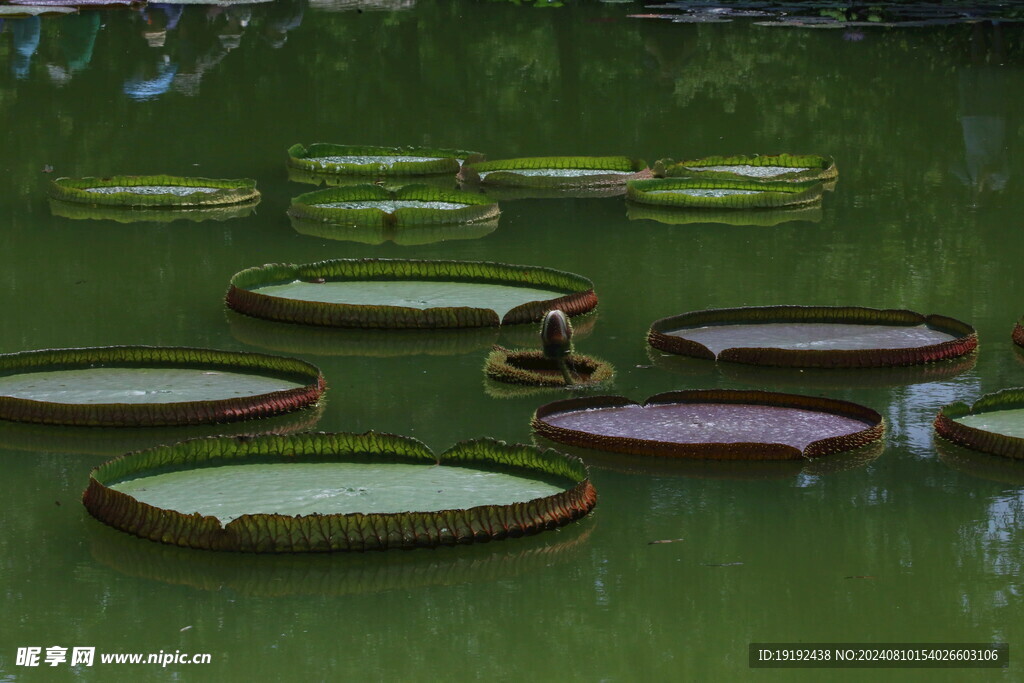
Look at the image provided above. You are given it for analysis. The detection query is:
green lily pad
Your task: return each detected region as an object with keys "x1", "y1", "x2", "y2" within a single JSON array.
[
  {"x1": 226, "y1": 259, "x2": 597, "y2": 329},
  {"x1": 648, "y1": 306, "x2": 977, "y2": 368},
  {"x1": 627, "y1": 177, "x2": 823, "y2": 209},
  {"x1": 49, "y1": 175, "x2": 259, "y2": 208},
  {"x1": 288, "y1": 185, "x2": 500, "y2": 228},
  {"x1": 459, "y1": 156, "x2": 651, "y2": 190},
  {"x1": 0, "y1": 346, "x2": 324, "y2": 427},
  {"x1": 83, "y1": 433, "x2": 597, "y2": 552},
  {"x1": 287, "y1": 143, "x2": 483, "y2": 177},
  {"x1": 654, "y1": 154, "x2": 837, "y2": 183}
]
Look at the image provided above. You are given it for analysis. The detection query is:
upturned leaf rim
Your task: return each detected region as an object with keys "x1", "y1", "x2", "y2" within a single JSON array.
[
  {"x1": 648, "y1": 305, "x2": 977, "y2": 368},
  {"x1": 287, "y1": 143, "x2": 484, "y2": 176},
  {"x1": 935, "y1": 389, "x2": 1024, "y2": 460},
  {"x1": 653, "y1": 153, "x2": 838, "y2": 182},
  {"x1": 82, "y1": 432, "x2": 597, "y2": 552},
  {"x1": 459, "y1": 156, "x2": 651, "y2": 188},
  {"x1": 0, "y1": 345, "x2": 325, "y2": 427},
  {"x1": 225, "y1": 258, "x2": 598, "y2": 329},
  {"x1": 626, "y1": 177, "x2": 823, "y2": 209},
  {"x1": 287, "y1": 184, "x2": 500, "y2": 227},
  {"x1": 531, "y1": 389, "x2": 885, "y2": 460},
  {"x1": 48, "y1": 175, "x2": 260, "y2": 207}
]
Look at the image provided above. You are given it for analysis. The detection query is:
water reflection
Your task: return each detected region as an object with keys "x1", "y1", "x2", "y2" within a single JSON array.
[
  {"x1": 953, "y1": 21, "x2": 1013, "y2": 207},
  {"x1": 88, "y1": 514, "x2": 593, "y2": 597},
  {"x1": 0, "y1": 404, "x2": 323, "y2": 457},
  {"x1": 2, "y1": 1, "x2": 307, "y2": 99},
  {"x1": 535, "y1": 436, "x2": 885, "y2": 479}
]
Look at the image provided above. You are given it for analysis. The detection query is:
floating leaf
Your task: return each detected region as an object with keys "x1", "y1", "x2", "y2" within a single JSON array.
[
  {"x1": 287, "y1": 143, "x2": 482, "y2": 177},
  {"x1": 83, "y1": 434, "x2": 597, "y2": 552},
  {"x1": 627, "y1": 177, "x2": 823, "y2": 209},
  {"x1": 935, "y1": 389, "x2": 1024, "y2": 460},
  {"x1": 0, "y1": 346, "x2": 324, "y2": 427},
  {"x1": 532, "y1": 389, "x2": 884, "y2": 460},
  {"x1": 459, "y1": 156, "x2": 650, "y2": 191},
  {"x1": 648, "y1": 306, "x2": 977, "y2": 369},
  {"x1": 49, "y1": 175, "x2": 259, "y2": 208},
  {"x1": 288, "y1": 184, "x2": 499, "y2": 228},
  {"x1": 654, "y1": 153, "x2": 837, "y2": 183},
  {"x1": 226, "y1": 258, "x2": 597, "y2": 329}
]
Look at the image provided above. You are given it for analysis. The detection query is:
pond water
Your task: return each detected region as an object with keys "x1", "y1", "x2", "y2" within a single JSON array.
[{"x1": 2, "y1": 1, "x2": 1023, "y2": 680}]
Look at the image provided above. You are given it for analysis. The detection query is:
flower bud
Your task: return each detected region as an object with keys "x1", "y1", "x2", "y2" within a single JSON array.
[{"x1": 541, "y1": 310, "x2": 573, "y2": 359}]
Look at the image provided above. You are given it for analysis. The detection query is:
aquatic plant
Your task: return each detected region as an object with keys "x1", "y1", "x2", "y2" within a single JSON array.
[
  {"x1": 626, "y1": 177, "x2": 823, "y2": 209},
  {"x1": 648, "y1": 305, "x2": 977, "y2": 368},
  {"x1": 226, "y1": 258, "x2": 597, "y2": 329},
  {"x1": 287, "y1": 185, "x2": 500, "y2": 227},
  {"x1": 654, "y1": 154, "x2": 837, "y2": 183},
  {"x1": 82, "y1": 433, "x2": 597, "y2": 552},
  {"x1": 532, "y1": 389, "x2": 885, "y2": 459},
  {"x1": 459, "y1": 156, "x2": 650, "y2": 188},
  {"x1": 49, "y1": 175, "x2": 259, "y2": 207},
  {"x1": 287, "y1": 143, "x2": 483, "y2": 177},
  {"x1": 935, "y1": 389, "x2": 1024, "y2": 460},
  {"x1": 0, "y1": 346, "x2": 324, "y2": 427},
  {"x1": 485, "y1": 346, "x2": 614, "y2": 388}
]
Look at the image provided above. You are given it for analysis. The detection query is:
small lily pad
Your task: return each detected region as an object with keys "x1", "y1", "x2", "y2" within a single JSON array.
[
  {"x1": 288, "y1": 143, "x2": 483, "y2": 177},
  {"x1": 459, "y1": 156, "x2": 651, "y2": 190},
  {"x1": 655, "y1": 154, "x2": 837, "y2": 183},
  {"x1": 49, "y1": 175, "x2": 259, "y2": 208}
]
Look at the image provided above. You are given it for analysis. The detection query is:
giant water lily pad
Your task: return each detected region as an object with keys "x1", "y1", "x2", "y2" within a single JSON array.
[
  {"x1": 0, "y1": 346, "x2": 324, "y2": 427},
  {"x1": 532, "y1": 390, "x2": 884, "y2": 460},
  {"x1": 288, "y1": 185, "x2": 500, "y2": 228},
  {"x1": 226, "y1": 259, "x2": 597, "y2": 329},
  {"x1": 654, "y1": 154, "x2": 837, "y2": 183},
  {"x1": 626, "y1": 177, "x2": 823, "y2": 209},
  {"x1": 287, "y1": 143, "x2": 482, "y2": 177},
  {"x1": 935, "y1": 389, "x2": 1024, "y2": 459},
  {"x1": 83, "y1": 433, "x2": 597, "y2": 552},
  {"x1": 648, "y1": 306, "x2": 977, "y2": 368},
  {"x1": 459, "y1": 156, "x2": 651, "y2": 190},
  {"x1": 49, "y1": 175, "x2": 259, "y2": 208}
]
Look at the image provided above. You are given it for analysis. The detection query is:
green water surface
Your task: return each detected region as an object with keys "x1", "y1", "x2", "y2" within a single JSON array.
[{"x1": 2, "y1": 2, "x2": 1023, "y2": 681}]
